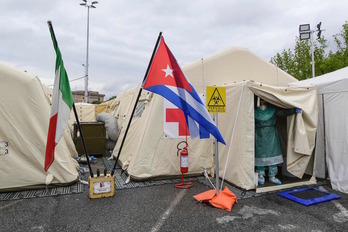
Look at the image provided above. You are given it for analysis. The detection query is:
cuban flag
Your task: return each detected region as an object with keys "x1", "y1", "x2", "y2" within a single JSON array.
[{"x1": 143, "y1": 36, "x2": 225, "y2": 145}]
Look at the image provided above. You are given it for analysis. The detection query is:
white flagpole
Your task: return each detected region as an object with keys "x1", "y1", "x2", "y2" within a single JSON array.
[{"x1": 202, "y1": 57, "x2": 219, "y2": 195}]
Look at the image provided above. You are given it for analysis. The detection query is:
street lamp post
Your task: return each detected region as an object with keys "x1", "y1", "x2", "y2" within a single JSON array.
[
  {"x1": 299, "y1": 22, "x2": 324, "y2": 78},
  {"x1": 80, "y1": 0, "x2": 98, "y2": 103}
]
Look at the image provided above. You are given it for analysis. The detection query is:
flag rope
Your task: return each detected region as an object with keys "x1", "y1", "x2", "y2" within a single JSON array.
[{"x1": 220, "y1": 82, "x2": 246, "y2": 190}]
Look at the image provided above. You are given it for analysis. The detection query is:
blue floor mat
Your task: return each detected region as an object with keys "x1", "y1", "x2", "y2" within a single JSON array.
[{"x1": 278, "y1": 187, "x2": 340, "y2": 206}]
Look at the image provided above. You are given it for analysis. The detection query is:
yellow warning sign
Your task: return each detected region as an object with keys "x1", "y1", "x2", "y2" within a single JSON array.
[{"x1": 206, "y1": 86, "x2": 226, "y2": 113}]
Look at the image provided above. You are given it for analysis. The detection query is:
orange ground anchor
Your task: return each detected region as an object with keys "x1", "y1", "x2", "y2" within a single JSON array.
[{"x1": 193, "y1": 186, "x2": 238, "y2": 211}]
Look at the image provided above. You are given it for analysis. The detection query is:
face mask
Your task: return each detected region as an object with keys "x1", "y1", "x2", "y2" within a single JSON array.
[{"x1": 260, "y1": 105, "x2": 267, "y2": 111}]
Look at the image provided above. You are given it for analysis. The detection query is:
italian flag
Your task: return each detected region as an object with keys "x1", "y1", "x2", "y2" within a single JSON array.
[{"x1": 45, "y1": 22, "x2": 74, "y2": 172}]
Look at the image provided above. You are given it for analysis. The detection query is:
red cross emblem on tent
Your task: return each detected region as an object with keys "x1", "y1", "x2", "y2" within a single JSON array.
[
  {"x1": 164, "y1": 99, "x2": 189, "y2": 138},
  {"x1": 166, "y1": 108, "x2": 190, "y2": 137}
]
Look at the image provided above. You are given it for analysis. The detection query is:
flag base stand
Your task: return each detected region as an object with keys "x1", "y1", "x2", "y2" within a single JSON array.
[
  {"x1": 175, "y1": 173, "x2": 193, "y2": 189},
  {"x1": 88, "y1": 174, "x2": 115, "y2": 199}
]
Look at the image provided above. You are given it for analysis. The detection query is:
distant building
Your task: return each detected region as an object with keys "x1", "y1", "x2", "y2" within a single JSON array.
[{"x1": 72, "y1": 90, "x2": 105, "y2": 103}]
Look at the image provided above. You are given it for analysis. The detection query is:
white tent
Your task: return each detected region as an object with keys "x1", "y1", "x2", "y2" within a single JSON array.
[
  {"x1": 0, "y1": 62, "x2": 79, "y2": 192},
  {"x1": 289, "y1": 67, "x2": 348, "y2": 193},
  {"x1": 112, "y1": 46, "x2": 318, "y2": 191},
  {"x1": 183, "y1": 46, "x2": 297, "y2": 93},
  {"x1": 70, "y1": 102, "x2": 96, "y2": 123},
  {"x1": 113, "y1": 86, "x2": 215, "y2": 179}
]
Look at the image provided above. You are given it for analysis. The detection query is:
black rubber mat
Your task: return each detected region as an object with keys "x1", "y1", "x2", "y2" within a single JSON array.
[
  {"x1": 290, "y1": 188, "x2": 329, "y2": 199},
  {"x1": 0, "y1": 182, "x2": 84, "y2": 201},
  {"x1": 101, "y1": 157, "x2": 205, "y2": 190},
  {"x1": 102, "y1": 157, "x2": 261, "y2": 199},
  {"x1": 1, "y1": 156, "x2": 330, "y2": 202}
]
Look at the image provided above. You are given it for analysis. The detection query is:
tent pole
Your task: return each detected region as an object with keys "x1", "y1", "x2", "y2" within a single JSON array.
[
  {"x1": 201, "y1": 58, "x2": 209, "y2": 177},
  {"x1": 111, "y1": 32, "x2": 162, "y2": 176},
  {"x1": 322, "y1": 94, "x2": 328, "y2": 177},
  {"x1": 72, "y1": 103, "x2": 93, "y2": 178}
]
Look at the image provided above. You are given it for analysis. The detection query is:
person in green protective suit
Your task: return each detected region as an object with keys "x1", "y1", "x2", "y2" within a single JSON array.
[{"x1": 255, "y1": 98, "x2": 301, "y2": 185}]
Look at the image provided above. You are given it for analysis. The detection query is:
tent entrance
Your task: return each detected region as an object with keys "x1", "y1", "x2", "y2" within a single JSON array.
[{"x1": 255, "y1": 102, "x2": 315, "y2": 192}]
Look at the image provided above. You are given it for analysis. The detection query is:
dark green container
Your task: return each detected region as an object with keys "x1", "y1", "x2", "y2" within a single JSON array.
[{"x1": 73, "y1": 122, "x2": 106, "y2": 156}]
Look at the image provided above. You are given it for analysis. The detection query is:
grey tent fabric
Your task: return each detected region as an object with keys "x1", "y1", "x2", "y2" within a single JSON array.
[{"x1": 289, "y1": 67, "x2": 348, "y2": 193}]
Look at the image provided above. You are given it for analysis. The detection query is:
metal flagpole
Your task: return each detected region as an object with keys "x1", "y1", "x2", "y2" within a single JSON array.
[
  {"x1": 72, "y1": 104, "x2": 94, "y2": 178},
  {"x1": 111, "y1": 31, "x2": 162, "y2": 176},
  {"x1": 84, "y1": 6, "x2": 90, "y2": 103},
  {"x1": 201, "y1": 58, "x2": 208, "y2": 176},
  {"x1": 215, "y1": 113, "x2": 219, "y2": 195},
  {"x1": 311, "y1": 33, "x2": 315, "y2": 78}
]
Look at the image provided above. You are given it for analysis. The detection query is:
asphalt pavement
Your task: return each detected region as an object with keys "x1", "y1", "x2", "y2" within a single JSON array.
[{"x1": 0, "y1": 177, "x2": 347, "y2": 232}]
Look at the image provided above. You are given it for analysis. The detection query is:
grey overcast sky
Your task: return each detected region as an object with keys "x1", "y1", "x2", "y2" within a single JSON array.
[{"x1": 1, "y1": 0, "x2": 348, "y2": 99}]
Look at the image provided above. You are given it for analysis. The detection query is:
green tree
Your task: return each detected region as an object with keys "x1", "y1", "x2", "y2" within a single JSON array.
[
  {"x1": 271, "y1": 37, "x2": 327, "y2": 80},
  {"x1": 270, "y1": 48, "x2": 294, "y2": 75},
  {"x1": 314, "y1": 37, "x2": 328, "y2": 76},
  {"x1": 331, "y1": 21, "x2": 348, "y2": 70}
]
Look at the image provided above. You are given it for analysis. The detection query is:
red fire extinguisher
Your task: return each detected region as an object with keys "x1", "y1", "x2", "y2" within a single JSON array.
[
  {"x1": 175, "y1": 141, "x2": 193, "y2": 189},
  {"x1": 177, "y1": 141, "x2": 189, "y2": 173}
]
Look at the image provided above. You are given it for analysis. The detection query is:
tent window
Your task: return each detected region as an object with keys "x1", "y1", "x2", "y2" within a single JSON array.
[{"x1": 134, "y1": 100, "x2": 146, "y2": 117}]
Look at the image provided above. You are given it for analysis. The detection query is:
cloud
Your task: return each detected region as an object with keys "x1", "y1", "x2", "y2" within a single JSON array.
[{"x1": 1, "y1": 0, "x2": 348, "y2": 99}]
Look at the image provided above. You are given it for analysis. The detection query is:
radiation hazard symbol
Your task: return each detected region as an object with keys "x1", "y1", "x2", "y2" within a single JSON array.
[{"x1": 206, "y1": 86, "x2": 226, "y2": 113}]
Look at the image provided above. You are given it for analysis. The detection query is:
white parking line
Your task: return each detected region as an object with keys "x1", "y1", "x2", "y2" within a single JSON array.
[{"x1": 151, "y1": 189, "x2": 187, "y2": 232}]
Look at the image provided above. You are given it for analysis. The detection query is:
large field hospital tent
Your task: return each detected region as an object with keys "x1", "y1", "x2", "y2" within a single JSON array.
[
  {"x1": 111, "y1": 46, "x2": 318, "y2": 192},
  {"x1": 0, "y1": 62, "x2": 78, "y2": 192},
  {"x1": 289, "y1": 67, "x2": 348, "y2": 193},
  {"x1": 183, "y1": 46, "x2": 297, "y2": 93},
  {"x1": 112, "y1": 86, "x2": 215, "y2": 179}
]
